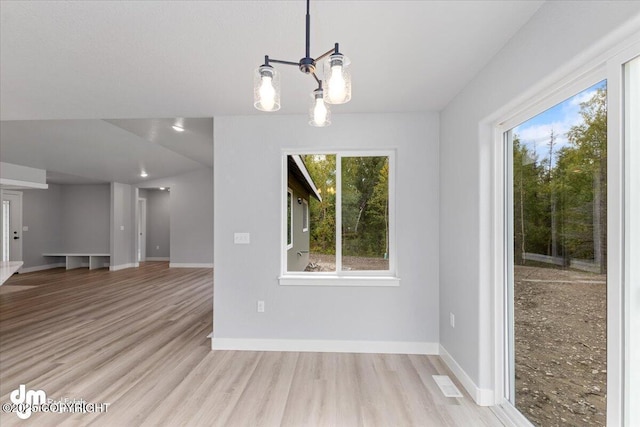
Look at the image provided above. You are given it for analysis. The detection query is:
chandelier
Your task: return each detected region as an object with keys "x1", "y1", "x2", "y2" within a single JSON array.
[{"x1": 253, "y1": 0, "x2": 352, "y2": 127}]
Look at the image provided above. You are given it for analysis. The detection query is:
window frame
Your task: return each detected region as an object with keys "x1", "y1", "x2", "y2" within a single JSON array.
[
  {"x1": 302, "y1": 198, "x2": 309, "y2": 232},
  {"x1": 280, "y1": 150, "x2": 399, "y2": 286},
  {"x1": 623, "y1": 54, "x2": 640, "y2": 427},
  {"x1": 286, "y1": 188, "x2": 293, "y2": 250}
]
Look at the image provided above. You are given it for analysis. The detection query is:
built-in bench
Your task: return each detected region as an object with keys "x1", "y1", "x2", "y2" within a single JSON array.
[{"x1": 42, "y1": 253, "x2": 110, "y2": 270}]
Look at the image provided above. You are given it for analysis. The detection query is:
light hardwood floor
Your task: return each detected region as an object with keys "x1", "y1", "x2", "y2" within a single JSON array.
[{"x1": 0, "y1": 263, "x2": 504, "y2": 426}]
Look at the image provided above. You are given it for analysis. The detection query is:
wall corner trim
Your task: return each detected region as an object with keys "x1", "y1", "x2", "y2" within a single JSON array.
[
  {"x1": 19, "y1": 263, "x2": 66, "y2": 273},
  {"x1": 439, "y1": 344, "x2": 495, "y2": 406},
  {"x1": 109, "y1": 263, "x2": 137, "y2": 272},
  {"x1": 169, "y1": 263, "x2": 214, "y2": 268},
  {"x1": 211, "y1": 338, "x2": 439, "y2": 355}
]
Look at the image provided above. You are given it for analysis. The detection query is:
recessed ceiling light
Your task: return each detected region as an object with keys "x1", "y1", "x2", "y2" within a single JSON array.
[
  {"x1": 172, "y1": 125, "x2": 185, "y2": 132},
  {"x1": 140, "y1": 171, "x2": 148, "y2": 178},
  {"x1": 159, "y1": 187, "x2": 166, "y2": 190}
]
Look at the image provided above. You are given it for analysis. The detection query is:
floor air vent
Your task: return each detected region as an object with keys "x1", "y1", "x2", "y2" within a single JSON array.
[{"x1": 432, "y1": 375, "x2": 463, "y2": 398}]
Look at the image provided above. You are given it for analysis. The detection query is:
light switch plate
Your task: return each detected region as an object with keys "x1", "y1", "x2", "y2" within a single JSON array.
[
  {"x1": 22, "y1": 226, "x2": 29, "y2": 231},
  {"x1": 120, "y1": 225, "x2": 125, "y2": 231},
  {"x1": 234, "y1": 233, "x2": 250, "y2": 244}
]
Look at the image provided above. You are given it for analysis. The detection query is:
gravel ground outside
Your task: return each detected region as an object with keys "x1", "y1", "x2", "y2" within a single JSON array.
[
  {"x1": 514, "y1": 265, "x2": 607, "y2": 427},
  {"x1": 305, "y1": 253, "x2": 389, "y2": 271}
]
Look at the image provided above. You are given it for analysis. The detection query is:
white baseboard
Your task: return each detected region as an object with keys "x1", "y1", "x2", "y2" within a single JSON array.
[
  {"x1": 109, "y1": 263, "x2": 137, "y2": 272},
  {"x1": 145, "y1": 257, "x2": 170, "y2": 261},
  {"x1": 169, "y1": 263, "x2": 214, "y2": 268},
  {"x1": 19, "y1": 263, "x2": 65, "y2": 273},
  {"x1": 211, "y1": 338, "x2": 439, "y2": 355},
  {"x1": 491, "y1": 403, "x2": 536, "y2": 427},
  {"x1": 439, "y1": 344, "x2": 495, "y2": 406}
]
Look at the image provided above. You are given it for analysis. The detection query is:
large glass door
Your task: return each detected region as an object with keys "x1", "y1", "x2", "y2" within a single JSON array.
[{"x1": 506, "y1": 81, "x2": 608, "y2": 427}]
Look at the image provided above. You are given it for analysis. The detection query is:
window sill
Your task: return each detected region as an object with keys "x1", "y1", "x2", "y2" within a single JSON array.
[{"x1": 278, "y1": 275, "x2": 400, "y2": 287}]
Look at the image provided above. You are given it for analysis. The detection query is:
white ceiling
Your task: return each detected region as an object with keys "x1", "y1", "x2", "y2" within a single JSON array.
[
  {"x1": 0, "y1": 1, "x2": 544, "y2": 183},
  {"x1": 0, "y1": 118, "x2": 213, "y2": 184}
]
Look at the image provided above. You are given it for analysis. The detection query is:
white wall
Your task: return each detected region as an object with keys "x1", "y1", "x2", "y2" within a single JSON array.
[
  {"x1": 21, "y1": 184, "x2": 63, "y2": 268},
  {"x1": 61, "y1": 184, "x2": 110, "y2": 253},
  {"x1": 213, "y1": 113, "x2": 439, "y2": 350},
  {"x1": 110, "y1": 182, "x2": 136, "y2": 269},
  {"x1": 141, "y1": 167, "x2": 213, "y2": 266},
  {"x1": 439, "y1": 0, "x2": 640, "y2": 400},
  {"x1": 21, "y1": 184, "x2": 110, "y2": 269}
]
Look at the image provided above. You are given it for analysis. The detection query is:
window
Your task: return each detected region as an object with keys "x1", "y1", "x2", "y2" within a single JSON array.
[
  {"x1": 282, "y1": 151, "x2": 397, "y2": 285},
  {"x1": 341, "y1": 155, "x2": 390, "y2": 271},
  {"x1": 302, "y1": 199, "x2": 309, "y2": 232},
  {"x1": 287, "y1": 188, "x2": 293, "y2": 250}
]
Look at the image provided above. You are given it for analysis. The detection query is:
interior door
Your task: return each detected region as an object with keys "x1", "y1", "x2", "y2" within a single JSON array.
[{"x1": 2, "y1": 191, "x2": 23, "y2": 263}]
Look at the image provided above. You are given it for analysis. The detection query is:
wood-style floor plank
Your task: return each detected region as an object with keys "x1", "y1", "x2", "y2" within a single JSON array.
[{"x1": 0, "y1": 263, "x2": 504, "y2": 426}]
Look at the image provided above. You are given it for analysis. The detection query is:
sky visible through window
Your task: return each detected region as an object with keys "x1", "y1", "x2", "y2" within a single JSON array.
[{"x1": 514, "y1": 80, "x2": 606, "y2": 165}]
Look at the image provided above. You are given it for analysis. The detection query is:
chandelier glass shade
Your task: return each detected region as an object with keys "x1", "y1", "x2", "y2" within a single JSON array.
[
  {"x1": 253, "y1": 0, "x2": 351, "y2": 126},
  {"x1": 254, "y1": 65, "x2": 280, "y2": 112},
  {"x1": 324, "y1": 53, "x2": 351, "y2": 105},
  {"x1": 309, "y1": 88, "x2": 331, "y2": 127}
]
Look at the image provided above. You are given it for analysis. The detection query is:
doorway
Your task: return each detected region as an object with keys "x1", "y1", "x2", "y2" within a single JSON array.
[
  {"x1": 1, "y1": 190, "x2": 23, "y2": 263},
  {"x1": 137, "y1": 188, "x2": 170, "y2": 263},
  {"x1": 138, "y1": 197, "x2": 147, "y2": 262}
]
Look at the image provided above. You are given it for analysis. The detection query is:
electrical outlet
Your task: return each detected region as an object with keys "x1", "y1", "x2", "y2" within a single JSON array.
[
  {"x1": 257, "y1": 300, "x2": 265, "y2": 313},
  {"x1": 156, "y1": 246, "x2": 160, "y2": 250},
  {"x1": 234, "y1": 233, "x2": 250, "y2": 244},
  {"x1": 450, "y1": 312, "x2": 455, "y2": 328}
]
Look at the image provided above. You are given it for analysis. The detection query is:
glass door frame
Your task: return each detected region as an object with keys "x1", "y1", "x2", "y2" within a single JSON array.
[
  {"x1": 621, "y1": 50, "x2": 640, "y2": 427},
  {"x1": 491, "y1": 38, "x2": 640, "y2": 425}
]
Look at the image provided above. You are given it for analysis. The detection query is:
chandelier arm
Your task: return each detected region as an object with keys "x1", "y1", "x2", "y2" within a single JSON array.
[
  {"x1": 267, "y1": 58, "x2": 301, "y2": 67},
  {"x1": 311, "y1": 71, "x2": 322, "y2": 88},
  {"x1": 314, "y1": 47, "x2": 336, "y2": 63}
]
